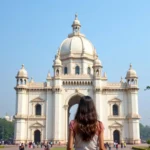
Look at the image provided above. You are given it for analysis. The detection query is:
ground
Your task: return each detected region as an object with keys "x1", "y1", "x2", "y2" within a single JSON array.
[{"x1": 1, "y1": 144, "x2": 148, "y2": 150}]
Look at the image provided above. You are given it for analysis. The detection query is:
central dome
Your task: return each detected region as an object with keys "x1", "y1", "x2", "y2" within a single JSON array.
[
  {"x1": 59, "y1": 15, "x2": 96, "y2": 58},
  {"x1": 60, "y1": 35, "x2": 95, "y2": 56}
]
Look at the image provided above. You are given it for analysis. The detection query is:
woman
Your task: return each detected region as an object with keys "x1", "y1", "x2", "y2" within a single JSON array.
[{"x1": 67, "y1": 96, "x2": 105, "y2": 150}]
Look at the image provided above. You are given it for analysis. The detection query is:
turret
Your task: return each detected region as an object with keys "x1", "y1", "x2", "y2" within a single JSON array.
[
  {"x1": 46, "y1": 71, "x2": 52, "y2": 87},
  {"x1": 125, "y1": 64, "x2": 138, "y2": 88},
  {"x1": 93, "y1": 57, "x2": 102, "y2": 78},
  {"x1": 53, "y1": 49, "x2": 62, "y2": 78},
  {"x1": 16, "y1": 64, "x2": 28, "y2": 86},
  {"x1": 125, "y1": 64, "x2": 140, "y2": 144}
]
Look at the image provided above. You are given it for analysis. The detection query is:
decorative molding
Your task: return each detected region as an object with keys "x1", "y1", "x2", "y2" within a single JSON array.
[
  {"x1": 108, "y1": 115, "x2": 126, "y2": 120},
  {"x1": 30, "y1": 122, "x2": 45, "y2": 128},
  {"x1": 14, "y1": 115, "x2": 46, "y2": 120},
  {"x1": 109, "y1": 121, "x2": 123, "y2": 128},
  {"x1": 30, "y1": 97, "x2": 45, "y2": 103},
  {"x1": 108, "y1": 98, "x2": 122, "y2": 104},
  {"x1": 62, "y1": 80, "x2": 93, "y2": 86}
]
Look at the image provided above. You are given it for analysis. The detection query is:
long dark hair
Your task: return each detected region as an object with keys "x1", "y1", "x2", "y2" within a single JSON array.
[{"x1": 74, "y1": 96, "x2": 98, "y2": 141}]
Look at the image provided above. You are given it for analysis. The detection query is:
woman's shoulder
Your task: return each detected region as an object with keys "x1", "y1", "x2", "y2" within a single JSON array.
[
  {"x1": 97, "y1": 120, "x2": 104, "y2": 132},
  {"x1": 69, "y1": 120, "x2": 77, "y2": 130}
]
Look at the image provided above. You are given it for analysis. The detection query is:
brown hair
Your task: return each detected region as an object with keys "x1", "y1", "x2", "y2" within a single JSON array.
[{"x1": 74, "y1": 96, "x2": 98, "y2": 141}]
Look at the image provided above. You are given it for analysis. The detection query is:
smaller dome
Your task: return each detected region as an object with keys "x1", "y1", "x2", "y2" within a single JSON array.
[
  {"x1": 94, "y1": 58, "x2": 102, "y2": 66},
  {"x1": 72, "y1": 14, "x2": 81, "y2": 28},
  {"x1": 47, "y1": 71, "x2": 51, "y2": 80},
  {"x1": 126, "y1": 64, "x2": 137, "y2": 78},
  {"x1": 4, "y1": 113, "x2": 9, "y2": 120},
  {"x1": 54, "y1": 50, "x2": 62, "y2": 65},
  {"x1": 54, "y1": 57, "x2": 62, "y2": 65},
  {"x1": 17, "y1": 64, "x2": 28, "y2": 78},
  {"x1": 72, "y1": 18, "x2": 80, "y2": 26},
  {"x1": 30, "y1": 77, "x2": 34, "y2": 83}
]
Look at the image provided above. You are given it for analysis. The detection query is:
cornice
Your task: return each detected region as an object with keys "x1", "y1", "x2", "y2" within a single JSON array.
[
  {"x1": 126, "y1": 114, "x2": 141, "y2": 119},
  {"x1": 108, "y1": 115, "x2": 126, "y2": 120},
  {"x1": 14, "y1": 115, "x2": 46, "y2": 120}
]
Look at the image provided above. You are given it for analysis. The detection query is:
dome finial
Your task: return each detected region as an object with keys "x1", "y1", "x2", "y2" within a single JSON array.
[
  {"x1": 57, "y1": 48, "x2": 60, "y2": 58},
  {"x1": 22, "y1": 64, "x2": 24, "y2": 68},
  {"x1": 72, "y1": 14, "x2": 81, "y2": 33},
  {"x1": 75, "y1": 13, "x2": 78, "y2": 20},
  {"x1": 120, "y1": 76, "x2": 123, "y2": 82},
  {"x1": 47, "y1": 70, "x2": 51, "y2": 79},
  {"x1": 130, "y1": 63, "x2": 132, "y2": 69}
]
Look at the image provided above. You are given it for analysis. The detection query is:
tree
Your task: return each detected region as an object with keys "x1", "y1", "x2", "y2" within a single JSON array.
[
  {"x1": 147, "y1": 139, "x2": 150, "y2": 148},
  {"x1": 145, "y1": 86, "x2": 150, "y2": 90},
  {"x1": 140, "y1": 123, "x2": 150, "y2": 140},
  {"x1": 0, "y1": 118, "x2": 14, "y2": 140}
]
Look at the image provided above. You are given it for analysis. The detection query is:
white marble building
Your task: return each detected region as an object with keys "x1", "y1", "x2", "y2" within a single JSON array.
[{"x1": 14, "y1": 15, "x2": 140, "y2": 144}]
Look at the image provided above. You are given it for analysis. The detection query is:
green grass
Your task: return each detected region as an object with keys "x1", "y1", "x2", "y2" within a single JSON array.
[
  {"x1": 132, "y1": 146, "x2": 150, "y2": 150},
  {"x1": 0, "y1": 145, "x2": 4, "y2": 148}
]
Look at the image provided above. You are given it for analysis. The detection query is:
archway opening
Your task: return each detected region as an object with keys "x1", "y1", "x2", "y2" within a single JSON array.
[
  {"x1": 34, "y1": 130, "x2": 41, "y2": 144},
  {"x1": 68, "y1": 95, "x2": 82, "y2": 124},
  {"x1": 113, "y1": 130, "x2": 120, "y2": 144}
]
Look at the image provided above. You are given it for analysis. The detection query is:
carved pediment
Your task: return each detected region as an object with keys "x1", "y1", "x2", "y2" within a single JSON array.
[
  {"x1": 30, "y1": 122, "x2": 44, "y2": 128},
  {"x1": 109, "y1": 121, "x2": 123, "y2": 128},
  {"x1": 30, "y1": 97, "x2": 45, "y2": 103},
  {"x1": 108, "y1": 98, "x2": 122, "y2": 103}
]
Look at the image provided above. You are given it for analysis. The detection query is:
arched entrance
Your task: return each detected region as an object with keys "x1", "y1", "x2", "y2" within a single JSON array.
[
  {"x1": 34, "y1": 130, "x2": 41, "y2": 144},
  {"x1": 68, "y1": 95, "x2": 82, "y2": 123},
  {"x1": 113, "y1": 130, "x2": 120, "y2": 144}
]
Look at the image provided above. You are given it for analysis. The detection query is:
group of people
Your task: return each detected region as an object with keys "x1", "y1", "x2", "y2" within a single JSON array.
[
  {"x1": 19, "y1": 141, "x2": 52, "y2": 150},
  {"x1": 113, "y1": 141, "x2": 127, "y2": 149}
]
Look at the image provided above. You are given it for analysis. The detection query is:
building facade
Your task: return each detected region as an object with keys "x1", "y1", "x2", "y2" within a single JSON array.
[{"x1": 14, "y1": 15, "x2": 140, "y2": 144}]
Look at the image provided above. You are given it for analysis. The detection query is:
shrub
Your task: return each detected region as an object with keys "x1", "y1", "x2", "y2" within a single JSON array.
[{"x1": 132, "y1": 146, "x2": 148, "y2": 150}]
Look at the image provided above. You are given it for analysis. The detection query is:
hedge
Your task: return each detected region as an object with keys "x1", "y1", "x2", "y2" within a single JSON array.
[{"x1": 132, "y1": 146, "x2": 150, "y2": 150}]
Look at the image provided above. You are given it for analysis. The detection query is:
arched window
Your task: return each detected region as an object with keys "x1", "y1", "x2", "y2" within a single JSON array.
[
  {"x1": 64, "y1": 67, "x2": 68, "y2": 74},
  {"x1": 20, "y1": 79, "x2": 23, "y2": 84},
  {"x1": 35, "y1": 104, "x2": 41, "y2": 116},
  {"x1": 24, "y1": 79, "x2": 26, "y2": 85},
  {"x1": 113, "y1": 104, "x2": 119, "y2": 115},
  {"x1": 56, "y1": 69, "x2": 59, "y2": 76},
  {"x1": 96, "y1": 69, "x2": 99, "y2": 75},
  {"x1": 87, "y1": 67, "x2": 91, "y2": 74},
  {"x1": 75, "y1": 66, "x2": 80, "y2": 74}
]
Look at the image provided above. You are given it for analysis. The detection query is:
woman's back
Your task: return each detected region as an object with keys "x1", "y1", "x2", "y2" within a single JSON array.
[
  {"x1": 69, "y1": 120, "x2": 104, "y2": 150},
  {"x1": 67, "y1": 96, "x2": 105, "y2": 150}
]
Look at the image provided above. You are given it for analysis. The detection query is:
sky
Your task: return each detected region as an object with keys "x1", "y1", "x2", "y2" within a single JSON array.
[{"x1": 0, "y1": 0, "x2": 150, "y2": 125}]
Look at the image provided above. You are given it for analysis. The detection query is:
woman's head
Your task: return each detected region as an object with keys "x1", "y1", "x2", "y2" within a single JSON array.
[{"x1": 74, "y1": 96, "x2": 98, "y2": 141}]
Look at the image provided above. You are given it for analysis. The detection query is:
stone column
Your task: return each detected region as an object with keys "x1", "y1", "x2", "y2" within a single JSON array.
[
  {"x1": 64, "y1": 105, "x2": 69, "y2": 142},
  {"x1": 53, "y1": 89, "x2": 62, "y2": 141},
  {"x1": 46, "y1": 90, "x2": 53, "y2": 141},
  {"x1": 94, "y1": 89, "x2": 101, "y2": 120}
]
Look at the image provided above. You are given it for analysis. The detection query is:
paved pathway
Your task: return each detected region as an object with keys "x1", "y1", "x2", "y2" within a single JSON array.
[{"x1": 1, "y1": 144, "x2": 148, "y2": 150}]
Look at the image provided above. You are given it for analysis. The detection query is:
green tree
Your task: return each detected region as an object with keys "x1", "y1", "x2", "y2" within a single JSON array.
[
  {"x1": 145, "y1": 86, "x2": 150, "y2": 90},
  {"x1": 140, "y1": 123, "x2": 150, "y2": 140},
  {"x1": 0, "y1": 118, "x2": 14, "y2": 140},
  {"x1": 147, "y1": 139, "x2": 150, "y2": 148}
]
